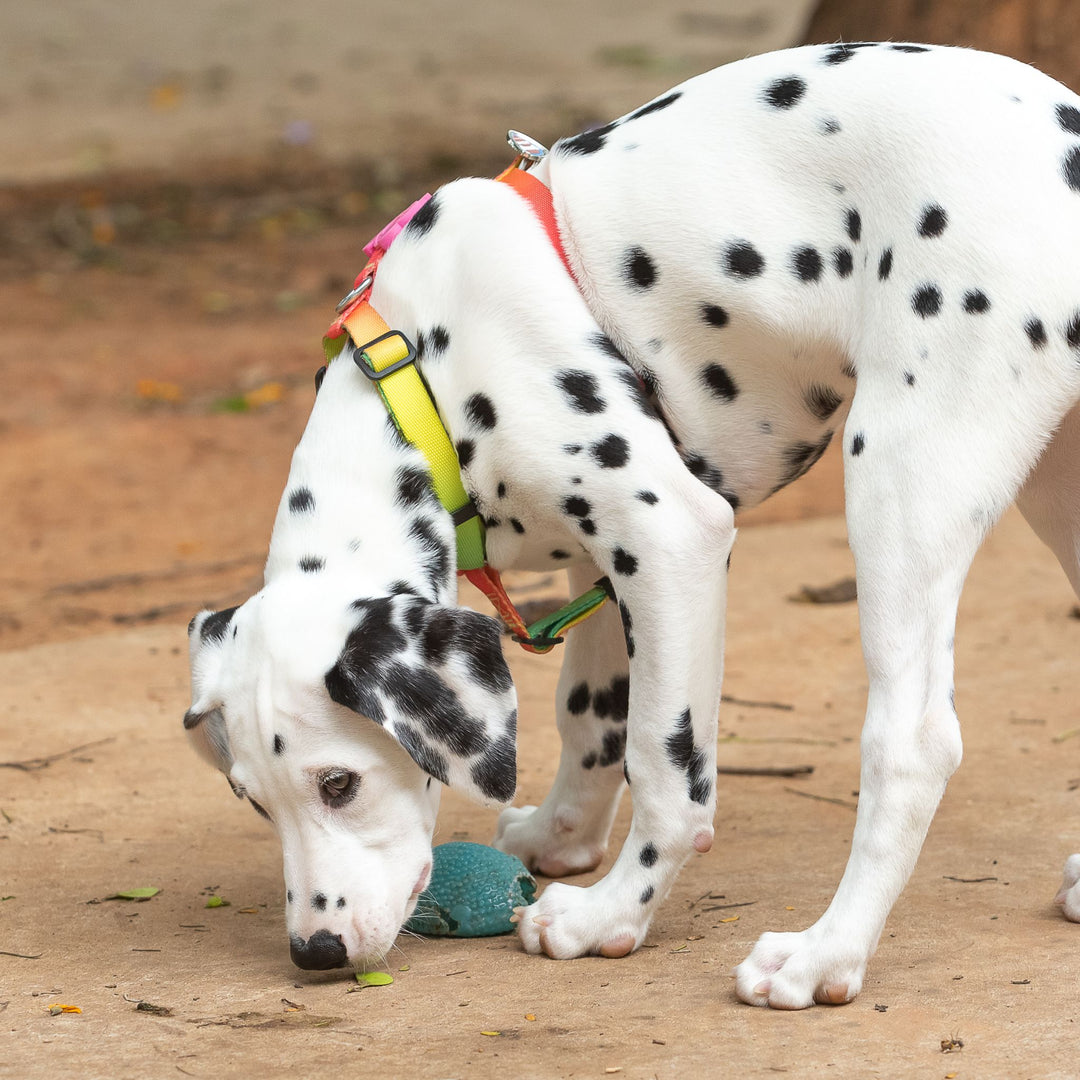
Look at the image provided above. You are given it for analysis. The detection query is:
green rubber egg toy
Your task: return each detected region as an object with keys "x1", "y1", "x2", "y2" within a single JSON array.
[{"x1": 403, "y1": 842, "x2": 537, "y2": 937}]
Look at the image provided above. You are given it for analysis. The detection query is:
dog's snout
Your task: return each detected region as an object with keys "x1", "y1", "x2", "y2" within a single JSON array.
[{"x1": 289, "y1": 929, "x2": 349, "y2": 970}]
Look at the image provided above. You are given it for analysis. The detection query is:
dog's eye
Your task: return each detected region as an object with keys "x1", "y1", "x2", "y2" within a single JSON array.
[{"x1": 318, "y1": 769, "x2": 359, "y2": 808}]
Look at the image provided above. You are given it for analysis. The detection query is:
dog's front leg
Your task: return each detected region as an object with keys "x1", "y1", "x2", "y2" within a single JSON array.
[
  {"x1": 494, "y1": 562, "x2": 631, "y2": 876},
  {"x1": 514, "y1": 478, "x2": 735, "y2": 959}
]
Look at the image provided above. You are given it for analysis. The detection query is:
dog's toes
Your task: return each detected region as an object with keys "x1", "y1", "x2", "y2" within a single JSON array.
[
  {"x1": 1056, "y1": 854, "x2": 1080, "y2": 921},
  {"x1": 735, "y1": 929, "x2": 865, "y2": 1010}
]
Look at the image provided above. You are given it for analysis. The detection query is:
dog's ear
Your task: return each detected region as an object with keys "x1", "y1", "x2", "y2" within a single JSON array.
[
  {"x1": 325, "y1": 596, "x2": 517, "y2": 805},
  {"x1": 183, "y1": 607, "x2": 238, "y2": 770}
]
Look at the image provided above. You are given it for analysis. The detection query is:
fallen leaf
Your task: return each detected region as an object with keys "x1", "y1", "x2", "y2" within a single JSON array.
[
  {"x1": 525, "y1": 1013, "x2": 536, "y2": 1021},
  {"x1": 108, "y1": 887, "x2": 160, "y2": 901},
  {"x1": 48, "y1": 1004, "x2": 81, "y2": 1015},
  {"x1": 135, "y1": 1001, "x2": 173, "y2": 1016},
  {"x1": 205, "y1": 896, "x2": 230, "y2": 908},
  {"x1": 355, "y1": 971, "x2": 393, "y2": 987},
  {"x1": 480, "y1": 1030, "x2": 500, "y2": 1037},
  {"x1": 237, "y1": 907, "x2": 259, "y2": 914},
  {"x1": 719, "y1": 915, "x2": 740, "y2": 923}
]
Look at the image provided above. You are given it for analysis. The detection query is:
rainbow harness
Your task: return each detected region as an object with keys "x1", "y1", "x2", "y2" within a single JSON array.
[{"x1": 322, "y1": 132, "x2": 610, "y2": 654}]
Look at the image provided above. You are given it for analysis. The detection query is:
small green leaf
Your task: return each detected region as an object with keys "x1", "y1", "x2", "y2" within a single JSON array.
[
  {"x1": 205, "y1": 895, "x2": 230, "y2": 908},
  {"x1": 109, "y1": 887, "x2": 161, "y2": 901},
  {"x1": 355, "y1": 971, "x2": 393, "y2": 987}
]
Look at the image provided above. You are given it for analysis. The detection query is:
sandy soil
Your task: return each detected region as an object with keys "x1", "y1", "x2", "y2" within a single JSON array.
[{"x1": 2, "y1": 18, "x2": 1079, "y2": 1076}]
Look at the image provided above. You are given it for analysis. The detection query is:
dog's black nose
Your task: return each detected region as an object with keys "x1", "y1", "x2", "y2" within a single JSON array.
[{"x1": 289, "y1": 929, "x2": 349, "y2": 970}]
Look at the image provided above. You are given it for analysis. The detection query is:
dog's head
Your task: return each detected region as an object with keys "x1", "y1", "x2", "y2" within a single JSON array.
[{"x1": 183, "y1": 574, "x2": 516, "y2": 970}]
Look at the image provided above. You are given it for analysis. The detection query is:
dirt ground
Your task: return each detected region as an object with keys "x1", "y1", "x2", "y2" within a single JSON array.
[{"x1": 2, "y1": 21, "x2": 1080, "y2": 1080}]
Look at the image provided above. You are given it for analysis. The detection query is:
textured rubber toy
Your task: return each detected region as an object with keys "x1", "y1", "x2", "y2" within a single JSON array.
[{"x1": 403, "y1": 842, "x2": 537, "y2": 937}]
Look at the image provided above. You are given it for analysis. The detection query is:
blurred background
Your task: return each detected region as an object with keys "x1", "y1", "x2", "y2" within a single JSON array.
[{"x1": 1, "y1": 0, "x2": 1078, "y2": 650}]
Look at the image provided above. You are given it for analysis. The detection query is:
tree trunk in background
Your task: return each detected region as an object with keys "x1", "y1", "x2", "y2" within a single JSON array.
[{"x1": 804, "y1": 0, "x2": 1080, "y2": 88}]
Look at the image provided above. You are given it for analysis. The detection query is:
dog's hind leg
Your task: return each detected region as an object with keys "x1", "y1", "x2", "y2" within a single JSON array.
[
  {"x1": 494, "y1": 561, "x2": 630, "y2": 876},
  {"x1": 736, "y1": 347, "x2": 1076, "y2": 1009},
  {"x1": 1016, "y1": 400, "x2": 1080, "y2": 920}
]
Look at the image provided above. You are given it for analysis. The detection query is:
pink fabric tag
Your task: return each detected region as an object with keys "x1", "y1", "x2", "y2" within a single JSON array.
[{"x1": 363, "y1": 193, "x2": 433, "y2": 257}]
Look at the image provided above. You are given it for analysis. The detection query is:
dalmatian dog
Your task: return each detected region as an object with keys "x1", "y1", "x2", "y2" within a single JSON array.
[{"x1": 184, "y1": 42, "x2": 1080, "y2": 1008}]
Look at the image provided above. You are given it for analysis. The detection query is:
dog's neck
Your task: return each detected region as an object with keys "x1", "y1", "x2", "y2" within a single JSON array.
[{"x1": 263, "y1": 353, "x2": 457, "y2": 603}]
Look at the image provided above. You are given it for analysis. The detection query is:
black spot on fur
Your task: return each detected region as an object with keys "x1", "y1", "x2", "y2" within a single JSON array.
[
  {"x1": 563, "y1": 495, "x2": 591, "y2": 518},
  {"x1": 496, "y1": 481, "x2": 507, "y2": 499},
  {"x1": 558, "y1": 122, "x2": 617, "y2": 155},
  {"x1": 702, "y1": 364, "x2": 739, "y2": 401},
  {"x1": 314, "y1": 365, "x2": 326, "y2": 393},
  {"x1": 851, "y1": 432, "x2": 866, "y2": 456},
  {"x1": 774, "y1": 431, "x2": 833, "y2": 491},
  {"x1": 846, "y1": 208, "x2": 862, "y2": 243},
  {"x1": 430, "y1": 326, "x2": 450, "y2": 355},
  {"x1": 567, "y1": 682, "x2": 591, "y2": 715},
  {"x1": 557, "y1": 370, "x2": 606, "y2": 414},
  {"x1": 625, "y1": 247, "x2": 657, "y2": 288},
  {"x1": 592, "y1": 676, "x2": 630, "y2": 722},
  {"x1": 313, "y1": 892, "x2": 327, "y2": 912},
  {"x1": 591, "y1": 332, "x2": 627, "y2": 362},
  {"x1": 878, "y1": 247, "x2": 893, "y2": 280},
  {"x1": 299, "y1": 556, "x2": 325, "y2": 573},
  {"x1": 628, "y1": 91, "x2": 682, "y2": 121},
  {"x1": 912, "y1": 284, "x2": 943, "y2": 318},
  {"x1": 273, "y1": 734, "x2": 285, "y2": 755},
  {"x1": 905, "y1": 371, "x2": 916, "y2": 386},
  {"x1": 405, "y1": 195, "x2": 439, "y2": 238},
  {"x1": 613, "y1": 547, "x2": 638, "y2": 576},
  {"x1": 833, "y1": 247, "x2": 854, "y2": 277},
  {"x1": 821, "y1": 117, "x2": 842, "y2": 134},
  {"x1": 510, "y1": 518, "x2": 525, "y2": 534},
  {"x1": 793, "y1": 245, "x2": 824, "y2": 282},
  {"x1": 636, "y1": 490, "x2": 658, "y2": 505},
  {"x1": 550, "y1": 549, "x2": 571, "y2": 560},
  {"x1": 591, "y1": 433, "x2": 631, "y2": 468},
  {"x1": 1057, "y1": 103, "x2": 1080, "y2": 135},
  {"x1": 579, "y1": 519, "x2": 597, "y2": 535},
  {"x1": 918, "y1": 204, "x2": 948, "y2": 237},
  {"x1": 597, "y1": 728, "x2": 626, "y2": 767},
  {"x1": 382, "y1": 661, "x2": 488, "y2": 757},
  {"x1": 665, "y1": 708, "x2": 711, "y2": 805},
  {"x1": 764, "y1": 76, "x2": 807, "y2": 109},
  {"x1": 336, "y1": 897, "x2": 346, "y2": 909},
  {"x1": 1067, "y1": 311, "x2": 1080, "y2": 349},
  {"x1": 684, "y1": 454, "x2": 737, "y2": 511},
  {"x1": 701, "y1": 303, "x2": 730, "y2": 328},
  {"x1": 963, "y1": 290, "x2": 990, "y2": 314},
  {"x1": 408, "y1": 518, "x2": 451, "y2": 598},
  {"x1": 581, "y1": 751, "x2": 598, "y2": 770},
  {"x1": 325, "y1": 598, "x2": 406, "y2": 723},
  {"x1": 456, "y1": 439, "x2": 475, "y2": 468},
  {"x1": 1063, "y1": 147, "x2": 1080, "y2": 192},
  {"x1": 200, "y1": 606, "x2": 238, "y2": 644},
  {"x1": 287, "y1": 890, "x2": 293, "y2": 903},
  {"x1": 724, "y1": 241, "x2": 765, "y2": 277},
  {"x1": 806, "y1": 384, "x2": 843, "y2": 422},
  {"x1": 396, "y1": 465, "x2": 433, "y2": 508},
  {"x1": 640, "y1": 842, "x2": 659, "y2": 868},
  {"x1": 289, "y1": 487, "x2": 315, "y2": 513},
  {"x1": 464, "y1": 393, "x2": 497, "y2": 430},
  {"x1": 470, "y1": 731, "x2": 517, "y2": 802},
  {"x1": 640, "y1": 885, "x2": 655, "y2": 904},
  {"x1": 613, "y1": 367, "x2": 658, "y2": 420},
  {"x1": 1025, "y1": 317, "x2": 1048, "y2": 348},
  {"x1": 618, "y1": 600, "x2": 635, "y2": 659}
]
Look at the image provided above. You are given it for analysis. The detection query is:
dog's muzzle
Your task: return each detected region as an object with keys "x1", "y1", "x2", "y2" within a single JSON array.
[{"x1": 289, "y1": 929, "x2": 349, "y2": 970}]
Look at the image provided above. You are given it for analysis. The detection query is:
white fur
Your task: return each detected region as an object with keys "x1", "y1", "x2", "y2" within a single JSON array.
[{"x1": 186, "y1": 42, "x2": 1080, "y2": 996}]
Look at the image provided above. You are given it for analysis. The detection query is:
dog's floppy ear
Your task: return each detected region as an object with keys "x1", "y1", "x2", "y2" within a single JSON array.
[
  {"x1": 325, "y1": 596, "x2": 518, "y2": 805},
  {"x1": 183, "y1": 607, "x2": 238, "y2": 770}
]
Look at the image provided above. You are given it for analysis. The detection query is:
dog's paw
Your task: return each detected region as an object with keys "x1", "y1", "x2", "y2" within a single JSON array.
[
  {"x1": 1055, "y1": 853, "x2": 1080, "y2": 921},
  {"x1": 734, "y1": 929, "x2": 866, "y2": 1010},
  {"x1": 493, "y1": 804, "x2": 605, "y2": 878},
  {"x1": 512, "y1": 881, "x2": 645, "y2": 959}
]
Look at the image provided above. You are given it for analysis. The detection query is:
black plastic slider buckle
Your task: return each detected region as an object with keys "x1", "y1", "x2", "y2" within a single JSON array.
[{"x1": 353, "y1": 330, "x2": 418, "y2": 380}]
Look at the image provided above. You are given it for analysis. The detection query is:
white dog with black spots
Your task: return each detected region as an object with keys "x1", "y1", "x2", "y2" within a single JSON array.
[{"x1": 185, "y1": 41, "x2": 1080, "y2": 1008}]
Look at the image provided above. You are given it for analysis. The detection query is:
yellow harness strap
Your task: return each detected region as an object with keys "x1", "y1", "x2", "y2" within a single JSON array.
[{"x1": 339, "y1": 302, "x2": 487, "y2": 571}]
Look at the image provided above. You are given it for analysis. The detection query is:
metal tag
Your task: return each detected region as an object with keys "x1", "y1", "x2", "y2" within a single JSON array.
[{"x1": 507, "y1": 130, "x2": 548, "y2": 167}]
